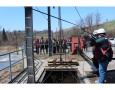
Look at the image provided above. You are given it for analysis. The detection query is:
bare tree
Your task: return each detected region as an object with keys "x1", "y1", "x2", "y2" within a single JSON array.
[
  {"x1": 72, "y1": 27, "x2": 77, "y2": 35},
  {"x1": 78, "y1": 19, "x2": 85, "y2": 28},
  {"x1": 85, "y1": 13, "x2": 94, "y2": 32},
  {"x1": 94, "y1": 12, "x2": 101, "y2": 29},
  {"x1": 8, "y1": 30, "x2": 13, "y2": 42},
  {"x1": 13, "y1": 30, "x2": 19, "y2": 50}
]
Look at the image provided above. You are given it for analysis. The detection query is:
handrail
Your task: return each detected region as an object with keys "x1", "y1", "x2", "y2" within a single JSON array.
[
  {"x1": 0, "y1": 49, "x2": 26, "y2": 71},
  {"x1": 0, "y1": 57, "x2": 26, "y2": 72},
  {"x1": 0, "y1": 49, "x2": 23, "y2": 56},
  {"x1": 0, "y1": 49, "x2": 27, "y2": 82}
]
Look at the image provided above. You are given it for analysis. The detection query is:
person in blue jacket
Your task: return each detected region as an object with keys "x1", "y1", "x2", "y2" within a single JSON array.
[{"x1": 89, "y1": 28, "x2": 113, "y2": 83}]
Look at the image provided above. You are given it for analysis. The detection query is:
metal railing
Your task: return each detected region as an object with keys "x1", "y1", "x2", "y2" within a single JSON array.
[{"x1": 0, "y1": 49, "x2": 27, "y2": 82}]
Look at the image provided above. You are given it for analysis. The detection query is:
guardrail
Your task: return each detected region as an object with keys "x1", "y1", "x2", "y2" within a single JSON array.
[{"x1": 0, "y1": 49, "x2": 27, "y2": 82}]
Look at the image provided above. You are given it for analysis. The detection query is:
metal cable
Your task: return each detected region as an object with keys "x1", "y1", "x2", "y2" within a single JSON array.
[
  {"x1": 35, "y1": 7, "x2": 48, "y2": 21},
  {"x1": 33, "y1": 8, "x2": 77, "y2": 26},
  {"x1": 74, "y1": 7, "x2": 85, "y2": 28}
]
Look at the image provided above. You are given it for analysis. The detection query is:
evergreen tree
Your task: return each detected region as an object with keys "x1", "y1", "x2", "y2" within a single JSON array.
[{"x1": 2, "y1": 28, "x2": 8, "y2": 41}]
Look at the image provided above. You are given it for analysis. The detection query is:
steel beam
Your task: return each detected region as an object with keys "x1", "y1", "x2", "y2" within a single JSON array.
[
  {"x1": 48, "y1": 7, "x2": 52, "y2": 56},
  {"x1": 25, "y1": 7, "x2": 35, "y2": 83}
]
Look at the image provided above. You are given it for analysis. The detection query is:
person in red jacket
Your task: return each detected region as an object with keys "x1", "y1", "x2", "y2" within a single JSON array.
[
  {"x1": 40, "y1": 37, "x2": 45, "y2": 54},
  {"x1": 34, "y1": 38, "x2": 39, "y2": 54}
]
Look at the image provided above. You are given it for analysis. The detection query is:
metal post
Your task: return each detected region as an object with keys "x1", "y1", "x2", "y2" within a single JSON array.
[
  {"x1": 58, "y1": 7, "x2": 63, "y2": 63},
  {"x1": 22, "y1": 49, "x2": 24, "y2": 69},
  {"x1": 48, "y1": 7, "x2": 52, "y2": 56},
  {"x1": 9, "y1": 53, "x2": 12, "y2": 80},
  {"x1": 25, "y1": 7, "x2": 35, "y2": 83}
]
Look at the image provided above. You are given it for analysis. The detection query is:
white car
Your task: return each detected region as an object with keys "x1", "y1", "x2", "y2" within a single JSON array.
[{"x1": 109, "y1": 38, "x2": 115, "y2": 47}]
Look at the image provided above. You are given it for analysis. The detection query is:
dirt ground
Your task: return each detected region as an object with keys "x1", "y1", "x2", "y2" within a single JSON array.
[{"x1": 0, "y1": 46, "x2": 16, "y2": 52}]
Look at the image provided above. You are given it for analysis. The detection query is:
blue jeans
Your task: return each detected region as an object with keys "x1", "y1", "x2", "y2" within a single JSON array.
[{"x1": 98, "y1": 60, "x2": 109, "y2": 83}]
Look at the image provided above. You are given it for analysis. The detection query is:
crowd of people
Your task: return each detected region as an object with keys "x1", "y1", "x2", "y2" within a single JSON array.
[
  {"x1": 33, "y1": 36, "x2": 89, "y2": 55},
  {"x1": 34, "y1": 37, "x2": 71, "y2": 54}
]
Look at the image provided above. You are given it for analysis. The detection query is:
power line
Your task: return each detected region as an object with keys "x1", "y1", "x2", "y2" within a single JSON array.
[
  {"x1": 33, "y1": 8, "x2": 77, "y2": 26},
  {"x1": 74, "y1": 7, "x2": 85, "y2": 27}
]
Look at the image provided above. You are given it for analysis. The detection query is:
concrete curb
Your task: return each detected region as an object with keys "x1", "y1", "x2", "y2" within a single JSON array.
[{"x1": 77, "y1": 65, "x2": 91, "y2": 84}]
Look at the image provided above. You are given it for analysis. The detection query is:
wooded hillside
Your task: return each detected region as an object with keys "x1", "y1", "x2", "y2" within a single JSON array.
[{"x1": 0, "y1": 20, "x2": 115, "y2": 50}]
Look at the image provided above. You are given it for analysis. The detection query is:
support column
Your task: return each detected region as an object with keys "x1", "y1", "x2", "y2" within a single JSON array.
[
  {"x1": 25, "y1": 7, "x2": 35, "y2": 83},
  {"x1": 58, "y1": 7, "x2": 63, "y2": 63},
  {"x1": 48, "y1": 7, "x2": 52, "y2": 56}
]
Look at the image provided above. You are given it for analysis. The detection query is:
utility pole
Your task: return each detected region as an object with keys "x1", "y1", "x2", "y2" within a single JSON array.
[
  {"x1": 48, "y1": 7, "x2": 52, "y2": 56},
  {"x1": 25, "y1": 7, "x2": 35, "y2": 83},
  {"x1": 58, "y1": 7, "x2": 63, "y2": 63}
]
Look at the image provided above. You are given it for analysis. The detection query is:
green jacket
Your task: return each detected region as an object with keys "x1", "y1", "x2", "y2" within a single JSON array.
[{"x1": 90, "y1": 36, "x2": 113, "y2": 62}]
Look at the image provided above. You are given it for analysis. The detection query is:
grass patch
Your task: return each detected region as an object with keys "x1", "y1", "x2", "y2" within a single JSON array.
[
  {"x1": 100, "y1": 20, "x2": 115, "y2": 32},
  {"x1": 34, "y1": 54, "x2": 49, "y2": 59}
]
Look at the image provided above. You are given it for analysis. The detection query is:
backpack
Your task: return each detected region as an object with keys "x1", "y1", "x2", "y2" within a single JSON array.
[{"x1": 100, "y1": 39, "x2": 113, "y2": 61}]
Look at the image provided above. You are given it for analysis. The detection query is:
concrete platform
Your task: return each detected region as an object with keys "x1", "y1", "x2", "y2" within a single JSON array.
[
  {"x1": 77, "y1": 61, "x2": 95, "y2": 84},
  {"x1": 78, "y1": 61, "x2": 97, "y2": 72},
  {"x1": 84, "y1": 52, "x2": 93, "y2": 58}
]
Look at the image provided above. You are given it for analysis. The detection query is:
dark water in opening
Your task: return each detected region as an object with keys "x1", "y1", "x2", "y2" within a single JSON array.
[{"x1": 42, "y1": 71, "x2": 79, "y2": 83}]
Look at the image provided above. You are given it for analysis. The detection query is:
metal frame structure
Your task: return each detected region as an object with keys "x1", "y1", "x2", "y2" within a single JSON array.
[{"x1": 24, "y1": 6, "x2": 80, "y2": 83}]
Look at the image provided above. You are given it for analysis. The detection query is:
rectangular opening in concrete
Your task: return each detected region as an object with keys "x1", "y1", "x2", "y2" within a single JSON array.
[{"x1": 38, "y1": 69, "x2": 81, "y2": 83}]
